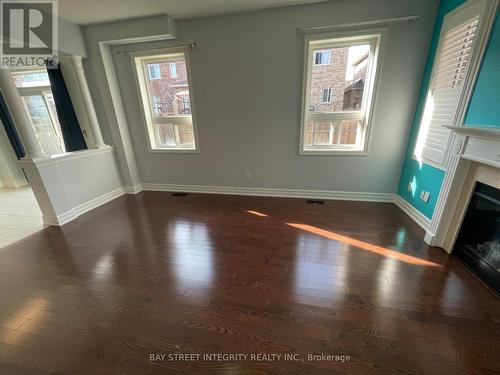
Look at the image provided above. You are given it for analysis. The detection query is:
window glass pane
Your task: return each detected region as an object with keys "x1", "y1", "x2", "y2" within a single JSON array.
[
  {"x1": 338, "y1": 121, "x2": 359, "y2": 145},
  {"x1": 145, "y1": 58, "x2": 191, "y2": 118},
  {"x1": 176, "y1": 123, "x2": 194, "y2": 146},
  {"x1": 157, "y1": 123, "x2": 176, "y2": 146},
  {"x1": 21, "y1": 94, "x2": 65, "y2": 155},
  {"x1": 44, "y1": 91, "x2": 66, "y2": 150},
  {"x1": 137, "y1": 51, "x2": 197, "y2": 150},
  {"x1": 305, "y1": 121, "x2": 360, "y2": 147},
  {"x1": 155, "y1": 123, "x2": 195, "y2": 147},
  {"x1": 12, "y1": 71, "x2": 50, "y2": 88},
  {"x1": 309, "y1": 44, "x2": 370, "y2": 113}
]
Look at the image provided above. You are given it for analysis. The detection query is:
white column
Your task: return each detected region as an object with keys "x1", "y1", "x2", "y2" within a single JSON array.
[
  {"x1": 65, "y1": 55, "x2": 106, "y2": 148},
  {"x1": 424, "y1": 133, "x2": 470, "y2": 250},
  {"x1": 0, "y1": 69, "x2": 43, "y2": 158}
]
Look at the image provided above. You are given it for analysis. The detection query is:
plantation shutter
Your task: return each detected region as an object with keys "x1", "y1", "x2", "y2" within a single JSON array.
[{"x1": 420, "y1": 15, "x2": 480, "y2": 165}]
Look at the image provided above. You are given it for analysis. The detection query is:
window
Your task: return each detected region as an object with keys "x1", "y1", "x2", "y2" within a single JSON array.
[
  {"x1": 314, "y1": 50, "x2": 331, "y2": 65},
  {"x1": 148, "y1": 64, "x2": 161, "y2": 80},
  {"x1": 322, "y1": 88, "x2": 332, "y2": 103},
  {"x1": 169, "y1": 63, "x2": 177, "y2": 78},
  {"x1": 12, "y1": 70, "x2": 66, "y2": 155},
  {"x1": 414, "y1": 0, "x2": 493, "y2": 169},
  {"x1": 301, "y1": 32, "x2": 382, "y2": 154},
  {"x1": 152, "y1": 95, "x2": 162, "y2": 115},
  {"x1": 134, "y1": 49, "x2": 198, "y2": 151}
]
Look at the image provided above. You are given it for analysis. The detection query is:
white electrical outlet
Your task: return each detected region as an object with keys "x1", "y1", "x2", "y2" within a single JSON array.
[
  {"x1": 420, "y1": 191, "x2": 430, "y2": 203},
  {"x1": 423, "y1": 191, "x2": 430, "y2": 203},
  {"x1": 244, "y1": 171, "x2": 252, "y2": 179}
]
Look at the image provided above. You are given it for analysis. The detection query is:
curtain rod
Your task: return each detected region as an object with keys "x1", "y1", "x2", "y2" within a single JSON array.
[
  {"x1": 297, "y1": 15, "x2": 420, "y2": 34},
  {"x1": 114, "y1": 41, "x2": 197, "y2": 55}
]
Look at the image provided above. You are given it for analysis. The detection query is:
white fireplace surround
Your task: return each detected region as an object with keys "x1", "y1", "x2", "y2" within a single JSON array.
[{"x1": 424, "y1": 125, "x2": 500, "y2": 252}]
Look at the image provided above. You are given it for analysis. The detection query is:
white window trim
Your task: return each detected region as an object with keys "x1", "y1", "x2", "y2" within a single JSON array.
[
  {"x1": 300, "y1": 29, "x2": 384, "y2": 155},
  {"x1": 148, "y1": 63, "x2": 161, "y2": 80},
  {"x1": 132, "y1": 47, "x2": 200, "y2": 153},
  {"x1": 412, "y1": 0, "x2": 498, "y2": 171}
]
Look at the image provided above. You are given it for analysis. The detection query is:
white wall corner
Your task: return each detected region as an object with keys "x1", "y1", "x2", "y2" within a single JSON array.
[{"x1": 393, "y1": 195, "x2": 431, "y2": 232}]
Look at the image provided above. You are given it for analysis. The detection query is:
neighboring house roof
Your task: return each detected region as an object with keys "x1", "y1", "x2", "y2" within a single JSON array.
[
  {"x1": 352, "y1": 52, "x2": 369, "y2": 67},
  {"x1": 344, "y1": 78, "x2": 364, "y2": 91}
]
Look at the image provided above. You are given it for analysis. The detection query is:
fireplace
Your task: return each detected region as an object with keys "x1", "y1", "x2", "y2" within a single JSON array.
[{"x1": 453, "y1": 181, "x2": 500, "y2": 296}]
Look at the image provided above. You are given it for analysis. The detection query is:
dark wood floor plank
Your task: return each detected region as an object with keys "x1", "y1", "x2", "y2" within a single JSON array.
[{"x1": 0, "y1": 192, "x2": 499, "y2": 374}]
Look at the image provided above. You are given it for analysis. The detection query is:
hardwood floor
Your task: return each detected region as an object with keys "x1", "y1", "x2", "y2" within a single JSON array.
[{"x1": 0, "y1": 192, "x2": 498, "y2": 374}]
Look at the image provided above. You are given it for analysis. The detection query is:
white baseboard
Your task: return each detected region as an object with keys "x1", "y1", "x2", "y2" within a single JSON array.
[
  {"x1": 44, "y1": 184, "x2": 434, "y2": 237},
  {"x1": 43, "y1": 210, "x2": 77, "y2": 226},
  {"x1": 124, "y1": 183, "x2": 143, "y2": 194},
  {"x1": 72, "y1": 187, "x2": 125, "y2": 217},
  {"x1": 140, "y1": 183, "x2": 395, "y2": 202},
  {"x1": 393, "y1": 195, "x2": 431, "y2": 231},
  {"x1": 46, "y1": 187, "x2": 125, "y2": 226}
]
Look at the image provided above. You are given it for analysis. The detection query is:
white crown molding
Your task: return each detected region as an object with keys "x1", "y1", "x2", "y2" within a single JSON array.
[
  {"x1": 140, "y1": 183, "x2": 395, "y2": 202},
  {"x1": 393, "y1": 195, "x2": 431, "y2": 231}
]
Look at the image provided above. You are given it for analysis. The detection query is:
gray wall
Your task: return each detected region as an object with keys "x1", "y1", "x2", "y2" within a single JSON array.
[{"x1": 86, "y1": 0, "x2": 438, "y2": 193}]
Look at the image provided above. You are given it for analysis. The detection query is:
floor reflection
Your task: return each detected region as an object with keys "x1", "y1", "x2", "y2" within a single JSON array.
[
  {"x1": 246, "y1": 210, "x2": 268, "y2": 217},
  {"x1": 170, "y1": 220, "x2": 214, "y2": 289},
  {"x1": 1, "y1": 297, "x2": 48, "y2": 346},
  {"x1": 293, "y1": 232, "x2": 349, "y2": 296},
  {"x1": 287, "y1": 223, "x2": 440, "y2": 267}
]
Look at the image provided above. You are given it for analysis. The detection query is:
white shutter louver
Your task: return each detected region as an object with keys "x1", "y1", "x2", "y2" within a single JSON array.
[{"x1": 416, "y1": 14, "x2": 480, "y2": 166}]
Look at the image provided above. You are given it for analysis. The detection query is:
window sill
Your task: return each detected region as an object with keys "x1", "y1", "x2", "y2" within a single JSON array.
[
  {"x1": 149, "y1": 148, "x2": 200, "y2": 154},
  {"x1": 300, "y1": 149, "x2": 367, "y2": 156}
]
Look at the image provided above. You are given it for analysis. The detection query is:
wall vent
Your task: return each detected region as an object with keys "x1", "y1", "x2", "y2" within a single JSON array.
[
  {"x1": 171, "y1": 192, "x2": 187, "y2": 197},
  {"x1": 306, "y1": 199, "x2": 324, "y2": 205}
]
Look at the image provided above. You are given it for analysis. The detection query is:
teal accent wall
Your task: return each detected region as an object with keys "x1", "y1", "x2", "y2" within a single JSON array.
[
  {"x1": 464, "y1": 13, "x2": 500, "y2": 127},
  {"x1": 397, "y1": 0, "x2": 466, "y2": 220}
]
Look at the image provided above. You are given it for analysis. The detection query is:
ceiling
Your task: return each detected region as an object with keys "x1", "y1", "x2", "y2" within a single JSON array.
[{"x1": 58, "y1": 0, "x2": 331, "y2": 25}]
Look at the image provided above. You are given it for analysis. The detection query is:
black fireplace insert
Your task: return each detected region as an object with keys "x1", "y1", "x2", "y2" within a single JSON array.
[{"x1": 453, "y1": 182, "x2": 500, "y2": 296}]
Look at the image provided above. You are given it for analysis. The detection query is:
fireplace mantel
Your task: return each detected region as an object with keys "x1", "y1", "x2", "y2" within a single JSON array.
[
  {"x1": 445, "y1": 126, "x2": 500, "y2": 169},
  {"x1": 425, "y1": 125, "x2": 500, "y2": 250}
]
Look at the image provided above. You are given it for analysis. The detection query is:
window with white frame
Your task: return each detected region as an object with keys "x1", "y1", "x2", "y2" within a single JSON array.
[
  {"x1": 134, "y1": 49, "x2": 198, "y2": 151},
  {"x1": 169, "y1": 62, "x2": 177, "y2": 78},
  {"x1": 12, "y1": 70, "x2": 66, "y2": 155},
  {"x1": 314, "y1": 50, "x2": 331, "y2": 65},
  {"x1": 148, "y1": 64, "x2": 161, "y2": 80},
  {"x1": 414, "y1": 0, "x2": 493, "y2": 169},
  {"x1": 322, "y1": 88, "x2": 332, "y2": 103},
  {"x1": 301, "y1": 33, "x2": 381, "y2": 154}
]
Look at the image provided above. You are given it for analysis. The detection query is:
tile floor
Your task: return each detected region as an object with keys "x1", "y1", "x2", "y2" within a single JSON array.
[{"x1": 0, "y1": 186, "x2": 44, "y2": 250}]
